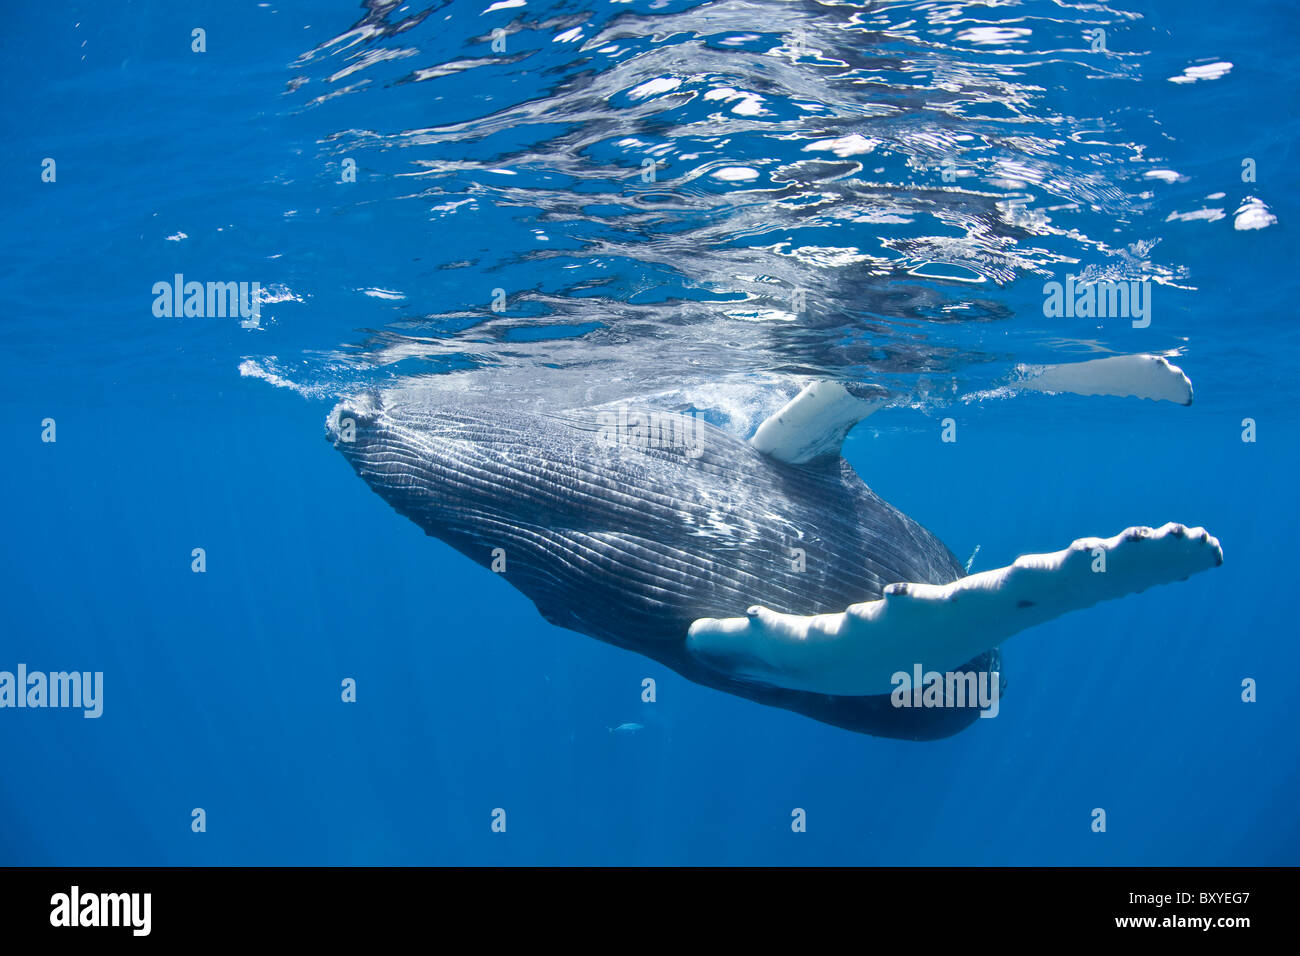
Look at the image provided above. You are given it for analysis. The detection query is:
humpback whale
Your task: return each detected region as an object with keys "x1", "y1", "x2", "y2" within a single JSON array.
[{"x1": 326, "y1": 357, "x2": 1221, "y2": 740}]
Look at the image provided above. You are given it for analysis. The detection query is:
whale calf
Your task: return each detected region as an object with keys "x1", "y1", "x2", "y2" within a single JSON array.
[{"x1": 327, "y1": 367, "x2": 1221, "y2": 740}]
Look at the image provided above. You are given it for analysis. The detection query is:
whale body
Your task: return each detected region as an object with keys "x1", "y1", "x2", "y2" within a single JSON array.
[
  {"x1": 326, "y1": 382, "x2": 1221, "y2": 740},
  {"x1": 327, "y1": 389, "x2": 998, "y2": 739}
]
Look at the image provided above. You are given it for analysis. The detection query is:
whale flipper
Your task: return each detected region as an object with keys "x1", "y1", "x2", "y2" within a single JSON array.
[
  {"x1": 750, "y1": 381, "x2": 885, "y2": 464},
  {"x1": 1016, "y1": 354, "x2": 1193, "y2": 405},
  {"x1": 687, "y1": 522, "x2": 1222, "y2": 697},
  {"x1": 747, "y1": 354, "x2": 1190, "y2": 467}
]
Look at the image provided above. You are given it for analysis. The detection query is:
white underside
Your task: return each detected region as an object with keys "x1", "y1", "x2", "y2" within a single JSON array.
[{"x1": 687, "y1": 522, "x2": 1221, "y2": 696}]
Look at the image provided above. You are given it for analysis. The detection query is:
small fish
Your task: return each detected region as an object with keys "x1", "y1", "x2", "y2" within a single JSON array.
[
  {"x1": 608, "y1": 722, "x2": 644, "y2": 734},
  {"x1": 964, "y1": 544, "x2": 981, "y2": 574}
]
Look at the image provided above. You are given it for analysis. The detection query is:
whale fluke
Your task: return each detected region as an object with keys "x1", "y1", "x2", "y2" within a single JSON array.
[{"x1": 687, "y1": 522, "x2": 1222, "y2": 697}]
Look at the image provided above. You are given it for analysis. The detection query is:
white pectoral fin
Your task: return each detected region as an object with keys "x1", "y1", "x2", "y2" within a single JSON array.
[
  {"x1": 748, "y1": 357, "x2": 1190, "y2": 467},
  {"x1": 749, "y1": 381, "x2": 886, "y2": 464},
  {"x1": 687, "y1": 522, "x2": 1222, "y2": 696},
  {"x1": 1017, "y1": 354, "x2": 1193, "y2": 405}
]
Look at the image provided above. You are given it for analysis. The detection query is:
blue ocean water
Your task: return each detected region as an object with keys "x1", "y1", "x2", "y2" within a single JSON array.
[{"x1": 1, "y1": 0, "x2": 1297, "y2": 865}]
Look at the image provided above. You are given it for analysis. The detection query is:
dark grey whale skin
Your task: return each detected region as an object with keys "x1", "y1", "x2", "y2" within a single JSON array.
[{"x1": 328, "y1": 391, "x2": 998, "y2": 740}]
